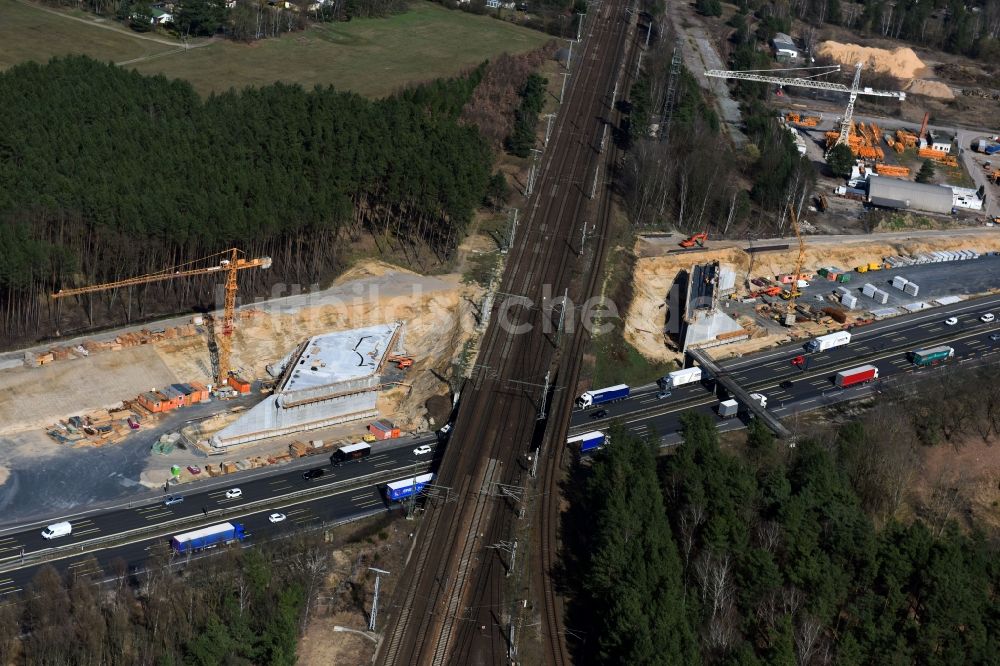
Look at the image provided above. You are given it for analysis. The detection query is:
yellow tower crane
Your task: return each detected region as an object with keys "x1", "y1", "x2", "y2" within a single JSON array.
[
  {"x1": 52, "y1": 248, "x2": 272, "y2": 386},
  {"x1": 784, "y1": 204, "x2": 806, "y2": 327}
]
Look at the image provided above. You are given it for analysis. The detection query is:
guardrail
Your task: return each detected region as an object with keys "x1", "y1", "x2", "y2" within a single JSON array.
[
  {"x1": 0, "y1": 462, "x2": 432, "y2": 575},
  {"x1": 0, "y1": 432, "x2": 437, "y2": 535}
]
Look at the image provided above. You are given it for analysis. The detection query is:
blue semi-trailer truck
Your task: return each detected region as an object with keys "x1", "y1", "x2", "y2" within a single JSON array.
[
  {"x1": 576, "y1": 384, "x2": 630, "y2": 408},
  {"x1": 567, "y1": 431, "x2": 607, "y2": 453},
  {"x1": 384, "y1": 473, "x2": 435, "y2": 502},
  {"x1": 171, "y1": 522, "x2": 247, "y2": 554}
]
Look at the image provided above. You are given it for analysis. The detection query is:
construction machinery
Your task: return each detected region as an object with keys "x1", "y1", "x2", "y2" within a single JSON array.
[
  {"x1": 679, "y1": 232, "x2": 708, "y2": 248},
  {"x1": 52, "y1": 249, "x2": 272, "y2": 387},
  {"x1": 855, "y1": 262, "x2": 883, "y2": 273},
  {"x1": 388, "y1": 356, "x2": 414, "y2": 369},
  {"x1": 786, "y1": 112, "x2": 820, "y2": 127},
  {"x1": 751, "y1": 286, "x2": 784, "y2": 298}
]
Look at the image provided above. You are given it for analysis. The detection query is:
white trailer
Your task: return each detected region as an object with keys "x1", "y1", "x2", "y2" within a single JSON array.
[
  {"x1": 805, "y1": 331, "x2": 851, "y2": 353},
  {"x1": 662, "y1": 367, "x2": 702, "y2": 389}
]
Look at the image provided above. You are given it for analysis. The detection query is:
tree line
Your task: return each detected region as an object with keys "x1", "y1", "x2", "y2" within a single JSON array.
[
  {"x1": 565, "y1": 413, "x2": 1000, "y2": 664},
  {"x1": 40, "y1": 0, "x2": 409, "y2": 42},
  {"x1": 621, "y1": 20, "x2": 811, "y2": 238},
  {"x1": 0, "y1": 55, "x2": 493, "y2": 345},
  {"x1": 729, "y1": 0, "x2": 1000, "y2": 64},
  {"x1": 0, "y1": 533, "x2": 347, "y2": 665}
]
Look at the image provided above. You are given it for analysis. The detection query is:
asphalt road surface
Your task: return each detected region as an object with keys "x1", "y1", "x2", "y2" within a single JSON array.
[
  {"x1": 0, "y1": 439, "x2": 441, "y2": 596},
  {"x1": 569, "y1": 292, "x2": 1000, "y2": 440}
]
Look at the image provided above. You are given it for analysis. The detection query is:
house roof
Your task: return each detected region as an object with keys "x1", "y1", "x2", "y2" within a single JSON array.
[{"x1": 772, "y1": 33, "x2": 798, "y2": 52}]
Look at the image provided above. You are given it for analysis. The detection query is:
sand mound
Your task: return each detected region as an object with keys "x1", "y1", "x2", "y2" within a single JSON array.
[
  {"x1": 906, "y1": 79, "x2": 955, "y2": 99},
  {"x1": 817, "y1": 41, "x2": 926, "y2": 79}
]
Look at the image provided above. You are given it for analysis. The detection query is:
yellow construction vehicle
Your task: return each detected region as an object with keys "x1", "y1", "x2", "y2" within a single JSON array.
[
  {"x1": 52, "y1": 249, "x2": 271, "y2": 386},
  {"x1": 854, "y1": 262, "x2": 883, "y2": 273}
]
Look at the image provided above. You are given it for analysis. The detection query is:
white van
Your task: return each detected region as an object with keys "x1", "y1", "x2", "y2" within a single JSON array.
[{"x1": 41, "y1": 522, "x2": 72, "y2": 540}]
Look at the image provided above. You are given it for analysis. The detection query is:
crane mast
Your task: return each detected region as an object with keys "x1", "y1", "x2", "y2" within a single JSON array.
[
  {"x1": 52, "y1": 248, "x2": 271, "y2": 386},
  {"x1": 785, "y1": 205, "x2": 806, "y2": 327}
]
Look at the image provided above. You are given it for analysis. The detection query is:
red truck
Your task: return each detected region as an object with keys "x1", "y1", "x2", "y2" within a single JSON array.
[{"x1": 834, "y1": 364, "x2": 879, "y2": 388}]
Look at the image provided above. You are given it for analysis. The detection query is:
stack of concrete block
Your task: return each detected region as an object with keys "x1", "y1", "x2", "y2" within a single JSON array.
[
  {"x1": 872, "y1": 288, "x2": 890, "y2": 304},
  {"x1": 862, "y1": 283, "x2": 878, "y2": 298},
  {"x1": 842, "y1": 294, "x2": 858, "y2": 309},
  {"x1": 836, "y1": 286, "x2": 852, "y2": 298},
  {"x1": 891, "y1": 275, "x2": 910, "y2": 291},
  {"x1": 903, "y1": 282, "x2": 919, "y2": 296}
]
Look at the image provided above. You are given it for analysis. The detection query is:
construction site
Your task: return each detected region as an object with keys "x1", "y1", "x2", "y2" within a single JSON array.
[
  {"x1": 707, "y1": 51, "x2": 1000, "y2": 224},
  {"x1": 0, "y1": 249, "x2": 482, "y2": 516},
  {"x1": 629, "y1": 227, "x2": 1000, "y2": 365}
]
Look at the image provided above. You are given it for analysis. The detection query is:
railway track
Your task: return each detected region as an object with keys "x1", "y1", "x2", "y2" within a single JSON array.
[
  {"x1": 533, "y1": 8, "x2": 641, "y2": 666},
  {"x1": 376, "y1": 2, "x2": 636, "y2": 664}
]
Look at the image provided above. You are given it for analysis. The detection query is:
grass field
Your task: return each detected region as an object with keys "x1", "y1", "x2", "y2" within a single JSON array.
[
  {"x1": 0, "y1": 0, "x2": 551, "y2": 97},
  {"x1": 0, "y1": 0, "x2": 179, "y2": 69}
]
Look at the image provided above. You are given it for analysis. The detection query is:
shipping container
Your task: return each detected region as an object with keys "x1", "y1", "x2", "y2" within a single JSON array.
[
  {"x1": 368, "y1": 419, "x2": 400, "y2": 440},
  {"x1": 138, "y1": 392, "x2": 165, "y2": 413},
  {"x1": 576, "y1": 384, "x2": 630, "y2": 408},
  {"x1": 834, "y1": 364, "x2": 879, "y2": 388},
  {"x1": 384, "y1": 473, "x2": 435, "y2": 502},
  {"x1": 228, "y1": 377, "x2": 252, "y2": 394},
  {"x1": 909, "y1": 345, "x2": 954, "y2": 366},
  {"x1": 567, "y1": 431, "x2": 607, "y2": 453}
]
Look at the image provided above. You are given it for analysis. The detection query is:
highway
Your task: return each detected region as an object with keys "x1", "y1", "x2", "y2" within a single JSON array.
[
  {"x1": 0, "y1": 439, "x2": 441, "y2": 597},
  {"x1": 569, "y1": 292, "x2": 1000, "y2": 440}
]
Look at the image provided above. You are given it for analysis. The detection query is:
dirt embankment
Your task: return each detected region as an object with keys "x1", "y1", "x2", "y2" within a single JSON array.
[{"x1": 626, "y1": 233, "x2": 1000, "y2": 363}]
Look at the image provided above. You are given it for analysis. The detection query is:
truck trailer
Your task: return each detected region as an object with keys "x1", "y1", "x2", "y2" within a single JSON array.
[
  {"x1": 567, "y1": 431, "x2": 607, "y2": 453},
  {"x1": 805, "y1": 331, "x2": 851, "y2": 353},
  {"x1": 661, "y1": 367, "x2": 702, "y2": 389},
  {"x1": 718, "y1": 399, "x2": 739, "y2": 419},
  {"x1": 834, "y1": 364, "x2": 879, "y2": 388},
  {"x1": 331, "y1": 442, "x2": 372, "y2": 466},
  {"x1": 576, "y1": 384, "x2": 630, "y2": 408},
  {"x1": 171, "y1": 522, "x2": 247, "y2": 554},
  {"x1": 384, "y1": 473, "x2": 435, "y2": 502},
  {"x1": 909, "y1": 345, "x2": 954, "y2": 366}
]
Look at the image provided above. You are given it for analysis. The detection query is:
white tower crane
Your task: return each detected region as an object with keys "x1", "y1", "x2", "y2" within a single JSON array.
[{"x1": 704, "y1": 63, "x2": 905, "y2": 150}]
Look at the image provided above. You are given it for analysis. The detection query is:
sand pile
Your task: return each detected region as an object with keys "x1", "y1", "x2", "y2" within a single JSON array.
[
  {"x1": 626, "y1": 233, "x2": 1000, "y2": 363},
  {"x1": 817, "y1": 41, "x2": 926, "y2": 79},
  {"x1": 906, "y1": 79, "x2": 955, "y2": 99}
]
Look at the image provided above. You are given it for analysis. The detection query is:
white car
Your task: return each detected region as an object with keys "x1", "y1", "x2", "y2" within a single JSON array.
[
  {"x1": 981, "y1": 313, "x2": 995, "y2": 323},
  {"x1": 413, "y1": 445, "x2": 432, "y2": 456},
  {"x1": 225, "y1": 488, "x2": 242, "y2": 499},
  {"x1": 945, "y1": 317, "x2": 959, "y2": 326},
  {"x1": 268, "y1": 512, "x2": 286, "y2": 524}
]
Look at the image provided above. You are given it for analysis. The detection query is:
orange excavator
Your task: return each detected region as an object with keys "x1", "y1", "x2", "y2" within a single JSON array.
[{"x1": 680, "y1": 232, "x2": 708, "y2": 248}]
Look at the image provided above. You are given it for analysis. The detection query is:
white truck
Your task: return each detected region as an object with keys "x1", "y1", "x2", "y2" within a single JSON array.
[
  {"x1": 660, "y1": 367, "x2": 702, "y2": 389},
  {"x1": 748, "y1": 393, "x2": 768, "y2": 408},
  {"x1": 805, "y1": 331, "x2": 851, "y2": 353}
]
